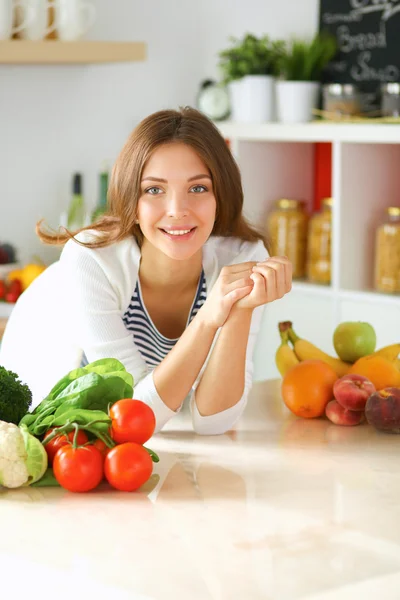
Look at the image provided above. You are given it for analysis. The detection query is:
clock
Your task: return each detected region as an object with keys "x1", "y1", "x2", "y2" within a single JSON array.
[{"x1": 196, "y1": 79, "x2": 230, "y2": 121}]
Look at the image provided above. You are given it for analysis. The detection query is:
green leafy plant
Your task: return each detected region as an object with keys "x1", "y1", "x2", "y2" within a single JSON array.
[
  {"x1": 218, "y1": 33, "x2": 286, "y2": 84},
  {"x1": 277, "y1": 33, "x2": 337, "y2": 82}
]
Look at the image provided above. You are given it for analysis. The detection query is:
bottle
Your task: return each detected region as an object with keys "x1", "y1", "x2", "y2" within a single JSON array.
[
  {"x1": 67, "y1": 173, "x2": 86, "y2": 229},
  {"x1": 306, "y1": 197, "x2": 332, "y2": 285},
  {"x1": 374, "y1": 206, "x2": 400, "y2": 294},
  {"x1": 266, "y1": 199, "x2": 309, "y2": 279},
  {"x1": 91, "y1": 164, "x2": 109, "y2": 222}
]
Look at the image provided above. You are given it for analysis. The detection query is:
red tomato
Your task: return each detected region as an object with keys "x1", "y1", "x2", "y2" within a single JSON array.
[
  {"x1": 92, "y1": 438, "x2": 111, "y2": 458},
  {"x1": 110, "y1": 399, "x2": 156, "y2": 445},
  {"x1": 43, "y1": 428, "x2": 89, "y2": 465},
  {"x1": 104, "y1": 442, "x2": 153, "y2": 492},
  {"x1": 53, "y1": 445, "x2": 103, "y2": 492}
]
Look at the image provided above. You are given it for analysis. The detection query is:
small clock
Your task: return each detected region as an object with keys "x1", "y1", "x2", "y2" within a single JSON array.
[{"x1": 196, "y1": 79, "x2": 230, "y2": 121}]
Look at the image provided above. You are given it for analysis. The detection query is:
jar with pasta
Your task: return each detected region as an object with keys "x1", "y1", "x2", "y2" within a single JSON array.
[
  {"x1": 266, "y1": 199, "x2": 308, "y2": 279},
  {"x1": 374, "y1": 206, "x2": 400, "y2": 294},
  {"x1": 306, "y1": 197, "x2": 332, "y2": 284}
]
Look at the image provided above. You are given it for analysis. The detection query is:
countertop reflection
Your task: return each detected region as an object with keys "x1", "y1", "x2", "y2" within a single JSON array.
[{"x1": 2, "y1": 379, "x2": 400, "y2": 600}]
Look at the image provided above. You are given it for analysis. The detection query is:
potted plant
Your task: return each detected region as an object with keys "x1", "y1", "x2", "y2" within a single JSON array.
[
  {"x1": 275, "y1": 33, "x2": 337, "y2": 123},
  {"x1": 218, "y1": 33, "x2": 285, "y2": 123}
]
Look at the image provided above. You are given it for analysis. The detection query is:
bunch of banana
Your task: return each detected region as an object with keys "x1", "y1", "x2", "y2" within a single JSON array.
[
  {"x1": 275, "y1": 321, "x2": 400, "y2": 378},
  {"x1": 371, "y1": 343, "x2": 400, "y2": 363},
  {"x1": 275, "y1": 322, "x2": 299, "y2": 376}
]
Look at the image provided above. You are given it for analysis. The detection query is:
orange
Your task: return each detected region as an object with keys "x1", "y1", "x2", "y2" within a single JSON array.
[
  {"x1": 281, "y1": 359, "x2": 338, "y2": 418},
  {"x1": 349, "y1": 355, "x2": 400, "y2": 391}
]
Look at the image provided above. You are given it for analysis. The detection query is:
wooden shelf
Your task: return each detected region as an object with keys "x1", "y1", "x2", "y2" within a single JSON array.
[
  {"x1": 0, "y1": 40, "x2": 146, "y2": 64},
  {"x1": 216, "y1": 121, "x2": 400, "y2": 144}
]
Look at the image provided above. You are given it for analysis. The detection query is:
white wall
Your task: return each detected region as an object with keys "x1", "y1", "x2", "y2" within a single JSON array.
[{"x1": 1, "y1": 0, "x2": 319, "y2": 265}]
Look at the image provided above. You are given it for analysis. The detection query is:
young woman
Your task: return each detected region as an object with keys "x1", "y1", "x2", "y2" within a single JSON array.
[{"x1": 0, "y1": 107, "x2": 291, "y2": 435}]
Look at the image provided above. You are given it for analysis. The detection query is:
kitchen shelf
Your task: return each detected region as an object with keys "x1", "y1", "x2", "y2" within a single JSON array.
[
  {"x1": 0, "y1": 40, "x2": 146, "y2": 64},
  {"x1": 218, "y1": 121, "x2": 400, "y2": 381},
  {"x1": 217, "y1": 121, "x2": 400, "y2": 144}
]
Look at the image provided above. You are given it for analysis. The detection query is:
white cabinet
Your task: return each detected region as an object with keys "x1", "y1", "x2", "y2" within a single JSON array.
[{"x1": 217, "y1": 122, "x2": 400, "y2": 381}]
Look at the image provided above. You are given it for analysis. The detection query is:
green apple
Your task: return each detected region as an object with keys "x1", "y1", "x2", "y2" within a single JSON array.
[{"x1": 333, "y1": 321, "x2": 376, "y2": 363}]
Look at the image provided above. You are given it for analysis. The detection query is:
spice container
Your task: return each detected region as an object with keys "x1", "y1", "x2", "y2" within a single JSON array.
[
  {"x1": 306, "y1": 197, "x2": 332, "y2": 284},
  {"x1": 267, "y1": 199, "x2": 308, "y2": 279},
  {"x1": 322, "y1": 84, "x2": 361, "y2": 117},
  {"x1": 374, "y1": 206, "x2": 400, "y2": 294},
  {"x1": 381, "y1": 83, "x2": 400, "y2": 118}
]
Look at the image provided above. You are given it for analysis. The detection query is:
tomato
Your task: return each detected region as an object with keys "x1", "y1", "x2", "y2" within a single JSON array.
[
  {"x1": 43, "y1": 428, "x2": 89, "y2": 465},
  {"x1": 53, "y1": 445, "x2": 103, "y2": 492},
  {"x1": 104, "y1": 442, "x2": 153, "y2": 492},
  {"x1": 110, "y1": 399, "x2": 156, "y2": 445},
  {"x1": 92, "y1": 438, "x2": 111, "y2": 458}
]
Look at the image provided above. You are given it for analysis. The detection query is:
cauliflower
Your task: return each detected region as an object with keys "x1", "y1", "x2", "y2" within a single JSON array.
[{"x1": 0, "y1": 421, "x2": 47, "y2": 488}]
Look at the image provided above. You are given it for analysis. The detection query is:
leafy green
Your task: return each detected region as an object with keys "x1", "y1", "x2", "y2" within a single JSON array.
[
  {"x1": 276, "y1": 33, "x2": 337, "y2": 82},
  {"x1": 19, "y1": 425, "x2": 48, "y2": 485},
  {"x1": 0, "y1": 366, "x2": 32, "y2": 425},
  {"x1": 19, "y1": 358, "x2": 133, "y2": 436},
  {"x1": 31, "y1": 468, "x2": 60, "y2": 487},
  {"x1": 218, "y1": 33, "x2": 286, "y2": 83}
]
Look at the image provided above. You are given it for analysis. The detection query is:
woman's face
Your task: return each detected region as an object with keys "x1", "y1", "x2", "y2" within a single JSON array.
[{"x1": 137, "y1": 142, "x2": 217, "y2": 261}]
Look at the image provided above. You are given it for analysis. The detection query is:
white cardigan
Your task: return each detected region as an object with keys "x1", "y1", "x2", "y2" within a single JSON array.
[{"x1": 0, "y1": 234, "x2": 268, "y2": 435}]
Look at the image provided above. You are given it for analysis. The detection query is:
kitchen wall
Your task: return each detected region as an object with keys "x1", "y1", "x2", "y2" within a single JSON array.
[{"x1": 1, "y1": 0, "x2": 319, "y2": 264}]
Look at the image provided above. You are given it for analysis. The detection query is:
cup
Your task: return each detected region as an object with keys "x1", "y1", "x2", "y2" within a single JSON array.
[
  {"x1": 53, "y1": 0, "x2": 96, "y2": 41},
  {"x1": 0, "y1": 0, "x2": 33, "y2": 39},
  {"x1": 17, "y1": 0, "x2": 56, "y2": 40}
]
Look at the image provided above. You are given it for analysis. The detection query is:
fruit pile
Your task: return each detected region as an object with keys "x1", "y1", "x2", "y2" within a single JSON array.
[
  {"x1": 276, "y1": 320, "x2": 400, "y2": 432},
  {"x1": 0, "y1": 263, "x2": 47, "y2": 303}
]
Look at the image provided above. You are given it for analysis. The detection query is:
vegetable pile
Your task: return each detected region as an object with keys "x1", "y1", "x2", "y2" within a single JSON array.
[
  {"x1": 0, "y1": 367, "x2": 32, "y2": 425},
  {"x1": 0, "y1": 358, "x2": 159, "y2": 493}
]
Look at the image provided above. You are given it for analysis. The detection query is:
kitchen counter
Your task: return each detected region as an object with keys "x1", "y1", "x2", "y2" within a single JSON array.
[{"x1": 2, "y1": 379, "x2": 400, "y2": 600}]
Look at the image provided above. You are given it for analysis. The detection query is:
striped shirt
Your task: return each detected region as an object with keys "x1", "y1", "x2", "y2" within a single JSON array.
[{"x1": 122, "y1": 270, "x2": 207, "y2": 369}]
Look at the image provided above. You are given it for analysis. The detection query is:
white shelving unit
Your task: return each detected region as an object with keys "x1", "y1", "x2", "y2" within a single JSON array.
[{"x1": 215, "y1": 121, "x2": 400, "y2": 380}]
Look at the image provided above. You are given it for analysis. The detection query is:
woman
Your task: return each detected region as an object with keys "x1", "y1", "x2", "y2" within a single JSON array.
[{"x1": 0, "y1": 107, "x2": 291, "y2": 435}]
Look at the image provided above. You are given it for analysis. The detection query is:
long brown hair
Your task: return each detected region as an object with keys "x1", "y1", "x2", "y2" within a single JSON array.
[{"x1": 37, "y1": 106, "x2": 268, "y2": 250}]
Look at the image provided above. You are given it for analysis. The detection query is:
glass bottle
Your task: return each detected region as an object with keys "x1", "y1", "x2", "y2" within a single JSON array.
[
  {"x1": 91, "y1": 163, "x2": 109, "y2": 222},
  {"x1": 374, "y1": 206, "x2": 400, "y2": 294},
  {"x1": 267, "y1": 199, "x2": 308, "y2": 279},
  {"x1": 306, "y1": 197, "x2": 332, "y2": 285}
]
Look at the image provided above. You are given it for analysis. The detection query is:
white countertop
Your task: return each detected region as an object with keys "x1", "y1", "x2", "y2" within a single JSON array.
[{"x1": 2, "y1": 379, "x2": 400, "y2": 600}]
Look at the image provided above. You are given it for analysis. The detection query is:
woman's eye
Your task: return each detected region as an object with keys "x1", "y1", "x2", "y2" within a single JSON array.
[
  {"x1": 145, "y1": 186, "x2": 162, "y2": 195},
  {"x1": 191, "y1": 185, "x2": 207, "y2": 193}
]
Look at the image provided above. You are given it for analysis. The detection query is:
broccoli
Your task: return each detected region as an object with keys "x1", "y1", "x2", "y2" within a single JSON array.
[{"x1": 0, "y1": 366, "x2": 32, "y2": 425}]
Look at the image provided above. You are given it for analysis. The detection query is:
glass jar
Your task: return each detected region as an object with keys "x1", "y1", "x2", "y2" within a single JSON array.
[
  {"x1": 322, "y1": 84, "x2": 361, "y2": 117},
  {"x1": 267, "y1": 199, "x2": 308, "y2": 279},
  {"x1": 374, "y1": 206, "x2": 400, "y2": 294},
  {"x1": 306, "y1": 197, "x2": 332, "y2": 284},
  {"x1": 381, "y1": 83, "x2": 400, "y2": 118}
]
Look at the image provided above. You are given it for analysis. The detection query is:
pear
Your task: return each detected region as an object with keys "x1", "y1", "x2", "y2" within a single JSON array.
[{"x1": 333, "y1": 321, "x2": 376, "y2": 363}]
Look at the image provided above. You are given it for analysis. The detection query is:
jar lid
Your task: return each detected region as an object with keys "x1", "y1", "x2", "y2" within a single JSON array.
[
  {"x1": 381, "y1": 83, "x2": 400, "y2": 95},
  {"x1": 387, "y1": 206, "x2": 400, "y2": 216},
  {"x1": 324, "y1": 83, "x2": 358, "y2": 96},
  {"x1": 277, "y1": 198, "x2": 304, "y2": 209}
]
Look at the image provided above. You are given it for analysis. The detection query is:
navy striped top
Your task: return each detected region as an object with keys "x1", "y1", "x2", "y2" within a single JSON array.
[{"x1": 121, "y1": 270, "x2": 207, "y2": 369}]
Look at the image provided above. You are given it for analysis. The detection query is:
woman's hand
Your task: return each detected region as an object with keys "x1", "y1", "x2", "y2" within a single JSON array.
[
  {"x1": 197, "y1": 261, "x2": 257, "y2": 329},
  {"x1": 234, "y1": 256, "x2": 292, "y2": 311}
]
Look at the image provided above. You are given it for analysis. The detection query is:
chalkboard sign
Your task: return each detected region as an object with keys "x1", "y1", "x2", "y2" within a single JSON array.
[{"x1": 319, "y1": 0, "x2": 400, "y2": 111}]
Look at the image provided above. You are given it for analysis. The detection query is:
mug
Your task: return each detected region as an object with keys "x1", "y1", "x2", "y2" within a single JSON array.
[
  {"x1": 53, "y1": 0, "x2": 96, "y2": 41},
  {"x1": 17, "y1": 0, "x2": 57, "y2": 40},
  {"x1": 0, "y1": 0, "x2": 32, "y2": 39}
]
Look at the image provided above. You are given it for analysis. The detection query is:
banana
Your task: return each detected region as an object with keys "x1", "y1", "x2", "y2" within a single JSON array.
[
  {"x1": 371, "y1": 343, "x2": 400, "y2": 362},
  {"x1": 275, "y1": 323, "x2": 299, "y2": 376},
  {"x1": 288, "y1": 325, "x2": 351, "y2": 378}
]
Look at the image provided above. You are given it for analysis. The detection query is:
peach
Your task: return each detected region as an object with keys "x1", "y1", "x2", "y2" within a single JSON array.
[
  {"x1": 365, "y1": 387, "x2": 400, "y2": 433},
  {"x1": 325, "y1": 400, "x2": 365, "y2": 426},
  {"x1": 333, "y1": 373, "x2": 375, "y2": 411}
]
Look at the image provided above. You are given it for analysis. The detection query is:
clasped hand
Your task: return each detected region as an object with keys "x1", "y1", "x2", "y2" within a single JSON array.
[{"x1": 199, "y1": 256, "x2": 292, "y2": 329}]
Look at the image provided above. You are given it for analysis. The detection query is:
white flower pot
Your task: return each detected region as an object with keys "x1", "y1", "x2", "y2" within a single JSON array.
[
  {"x1": 276, "y1": 81, "x2": 320, "y2": 124},
  {"x1": 228, "y1": 75, "x2": 275, "y2": 123}
]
